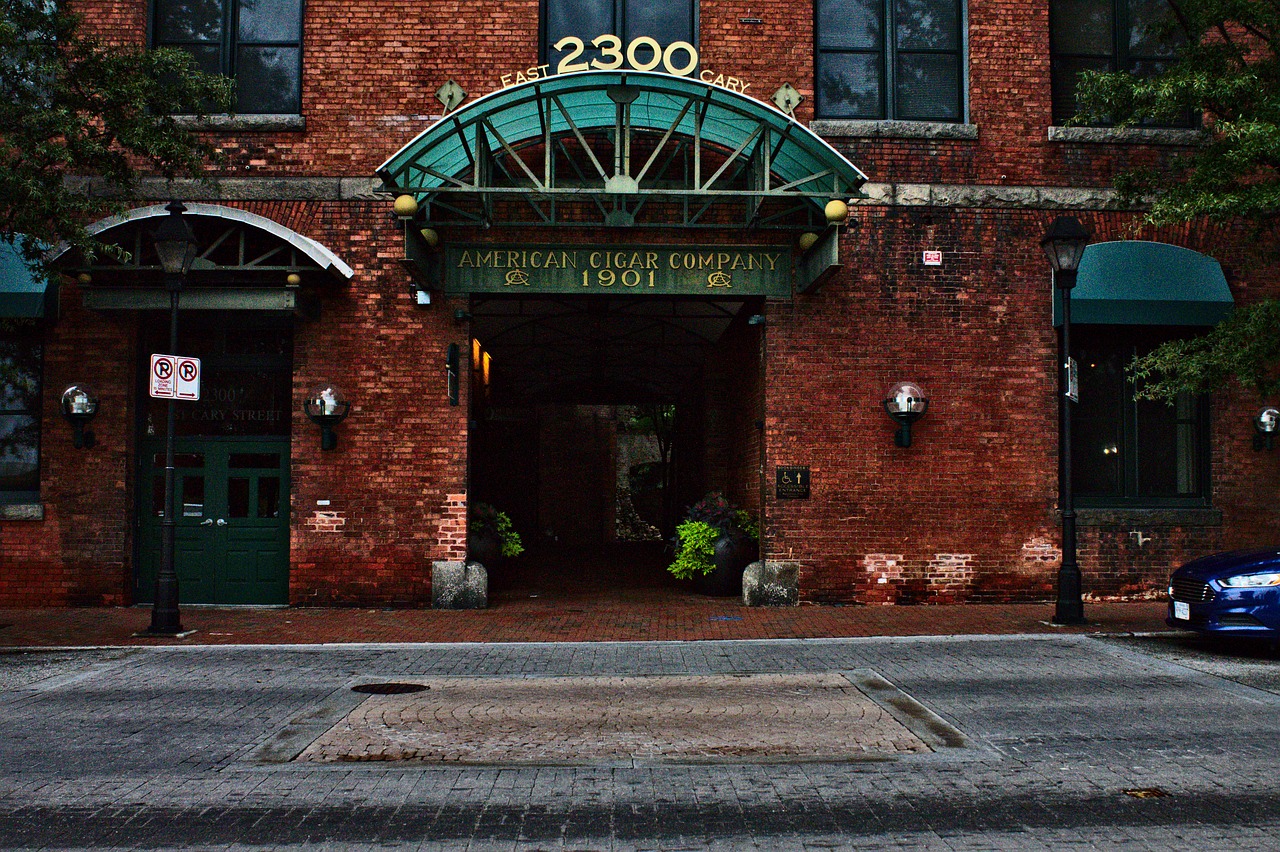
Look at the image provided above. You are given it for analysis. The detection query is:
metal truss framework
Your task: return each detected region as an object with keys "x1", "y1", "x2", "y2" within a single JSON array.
[{"x1": 378, "y1": 71, "x2": 869, "y2": 231}]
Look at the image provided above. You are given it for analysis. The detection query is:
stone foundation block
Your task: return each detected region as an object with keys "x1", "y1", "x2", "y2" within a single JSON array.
[
  {"x1": 431, "y1": 561, "x2": 487, "y2": 610},
  {"x1": 742, "y1": 560, "x2": 799, "y2": 607}
]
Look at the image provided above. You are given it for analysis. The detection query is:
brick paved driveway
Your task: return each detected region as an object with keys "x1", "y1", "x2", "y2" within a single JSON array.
[{"x1": 2, "y1": 634, "x2": 1277, "y2": 849}]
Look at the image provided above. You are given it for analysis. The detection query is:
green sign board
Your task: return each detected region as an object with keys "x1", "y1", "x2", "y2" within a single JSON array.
[{"x1": 436, "y1": 243, "x2": 793, "y2": 296}]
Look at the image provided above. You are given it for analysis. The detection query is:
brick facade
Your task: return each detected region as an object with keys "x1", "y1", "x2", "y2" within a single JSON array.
[{"x1": 3, "y1": 0, "x2": 1278, "y2": 607}]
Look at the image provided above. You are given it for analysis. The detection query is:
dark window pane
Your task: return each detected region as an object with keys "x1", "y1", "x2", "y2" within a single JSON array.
[
  {"x1": 818, "y1": 0, "x2": 882, "y2": 51},
  {"x1": 895, "y1": 53, "x2": 960, "y2": 120},
  {"x1": 894, "y1": 0, "x2": 959, "y2": 50},
  {"x1": 181, "y1": 475, "x2": 205, "y2": 517},
  {"x1": 181, "y1": 44, "x2": 224, "y2": 78},
  {"x1": 238, "y1": 0, "x2": 301, "y2": 42},
  {"x1": 0, "y1": 341, "x2": 40, "y2": 411},
  {"x1": 1051, "y1": 56, "x2": 1112, "y2": 123},
  {"x1": 228, "y1": 477, "x2": 250, "y2": 518},
  {"x1": 1073, "y1": 347, "x2": 1125, "y2": 498},
  {"x1": 1050, "y1": 0, "x2": 1112, "y2": 55},
  {"x1": 155, "y1": 0, "x2": 224, "y2": 43},
  {"x1": 1135, "y1": 393, "x2": 1199, "y2": 496},
  {"x1": 0, "y1": 415, "x2": 39, "y2": 493},
  {"x1": 816, "y1": 52, "x2": 883, "y2": 118},
  {"x1": 230, "y1": 453, "x2": 281, "y2": 469},
  {"x1": 547, "y1": 0, "x2": 613, "y2": 68},
  {"x1": 235, "y1": 46, "x2": 300, "y2": 113},
  {"x1": 153, "y1": 453, "x2": 206, "y2": 467},
  {"x1": 625, "y1": 0, "x2": 692, "y2": 43},
  {"x1": 257, "y1": 476, "x2": 281, "y2": 518},
  {"x1": 1128, "y1": 0, "x2": 1181, "y2": 57}
]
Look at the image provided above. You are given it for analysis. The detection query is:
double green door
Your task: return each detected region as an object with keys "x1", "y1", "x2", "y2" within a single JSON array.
[{"x1": 138, "y1": 438, "x2": 290, "y2": 604}]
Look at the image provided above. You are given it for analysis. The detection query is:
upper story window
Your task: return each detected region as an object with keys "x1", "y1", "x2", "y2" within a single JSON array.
[
  {"x1": 0, "y1": 322, "x2": 42, "y2": 504},
  {"x1": 1073, "y1": 326, "x2": 1209, "y2": 508},
  {"x1": 543, "y1": 0, "x2": 696, "y2": 69},
  {"x1": 815, "y1": 0, "x2": 965, "y2": 121},
  {"x1": 152, "y1": 0, "x2": 301, "y2": 114},
  {"x1": 1050, "y1": 0, "x2": 1186, "y2": 125}
]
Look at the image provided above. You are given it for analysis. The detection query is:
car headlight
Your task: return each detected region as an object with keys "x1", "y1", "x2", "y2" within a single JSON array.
[{"x1": 1219, "y1": 572, "x2": 1280, "y2": 588}]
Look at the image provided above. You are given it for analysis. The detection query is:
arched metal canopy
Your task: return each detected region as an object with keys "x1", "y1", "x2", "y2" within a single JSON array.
[
  {"x1": 377, "y1": 71, "x2": 868, "y2": 229},
  {"x1": 54, "y1": 204, "x2": 354, "y2": 279},
  {"x1": 55, "y1": 204, "x2": 354, "y2": 312}
]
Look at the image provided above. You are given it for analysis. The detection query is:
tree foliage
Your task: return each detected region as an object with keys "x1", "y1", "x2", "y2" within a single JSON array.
[
  {"x1": 0, "y1": 0, "x2": 232, "y2": 279},
  {"x1": 1071, "y1": 0, "x2": 1280, "y2": 401}
]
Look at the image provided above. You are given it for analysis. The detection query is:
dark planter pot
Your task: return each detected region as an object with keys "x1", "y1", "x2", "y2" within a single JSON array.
[
  {"x1": 468, "y1": 528, "x2": 504, "y2": 566},
  {"x1": 694, "y1": 531, "x2": 759, "y2": 597}
]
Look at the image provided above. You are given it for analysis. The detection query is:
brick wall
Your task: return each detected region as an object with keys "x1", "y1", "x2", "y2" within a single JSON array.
[{"x1": 5, "y1": 0, "x2": 1278, "y2": 607}]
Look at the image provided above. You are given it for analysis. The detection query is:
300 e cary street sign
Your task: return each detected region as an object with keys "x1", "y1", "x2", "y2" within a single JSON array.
[{"x1": 443, "y1": 244, "x2": 792, "y2": 296}]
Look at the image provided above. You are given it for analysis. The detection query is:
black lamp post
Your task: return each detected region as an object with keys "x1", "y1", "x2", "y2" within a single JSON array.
[
  {"x1": 1041, "y1": 216, "x2": 1090, "y2": 625},
  {"x1": 147, "y1": 201, "x2": 198, "y2": 636}
]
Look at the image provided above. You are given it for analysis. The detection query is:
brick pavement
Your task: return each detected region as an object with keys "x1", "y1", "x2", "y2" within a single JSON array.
[{"x1": 0, "y1": 597, "x2": 1169, "y2": 647}]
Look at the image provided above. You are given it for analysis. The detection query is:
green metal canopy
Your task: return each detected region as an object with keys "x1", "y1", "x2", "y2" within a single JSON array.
[
  {"x1": 377, "y1": 71, "x2": 868, "y2": 229},
  {"x1": 1053, "y1": 241, "x2": 1234, "y2": 327},
  {"x1": 0, "y1": 239, "x2": 55, "y2": 319}
]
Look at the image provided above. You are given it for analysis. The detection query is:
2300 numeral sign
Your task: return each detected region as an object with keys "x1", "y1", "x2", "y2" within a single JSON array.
[{"x1": 553, "y1": 35, "x2": 699, "y2": 77}]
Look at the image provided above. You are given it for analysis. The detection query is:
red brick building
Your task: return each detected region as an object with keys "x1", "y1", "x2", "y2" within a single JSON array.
[{"x1": 2, "y1": 0, "x2": 1277, "y2": 608}]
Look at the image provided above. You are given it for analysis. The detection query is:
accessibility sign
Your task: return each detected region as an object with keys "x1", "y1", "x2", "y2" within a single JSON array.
[{"x1": 150, "y1": 354, "x2": 201, "y2": 400}]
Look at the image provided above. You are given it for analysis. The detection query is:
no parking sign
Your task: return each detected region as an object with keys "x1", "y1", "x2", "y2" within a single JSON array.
[{"x1": 150, "y1": 354, "x2": 201, "y2": 400}]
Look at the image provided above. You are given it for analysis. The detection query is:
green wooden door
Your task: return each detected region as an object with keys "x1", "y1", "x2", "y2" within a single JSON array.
[{"x1": 138, "y1": 438, "x2": 290, "y2": 604}]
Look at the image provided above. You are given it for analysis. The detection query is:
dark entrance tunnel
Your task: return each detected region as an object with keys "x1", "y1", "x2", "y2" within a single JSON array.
[{"x1": 466, "y1": 294, "x2": 765, "y2": 597}]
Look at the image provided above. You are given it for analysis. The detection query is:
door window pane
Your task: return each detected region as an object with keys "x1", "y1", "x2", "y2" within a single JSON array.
[
  {"x1": 230, "y1": 453, "x2": 281, "y2": 468},
  {"x1": 228, "y1": 477, "x2": 251, "y2": 518},
  {"x1": 182, "y1": 476, "x2": 205, "y2": 517},
  {"x1": 257, "y1": 476, "x2": 281, "y2": 518}
]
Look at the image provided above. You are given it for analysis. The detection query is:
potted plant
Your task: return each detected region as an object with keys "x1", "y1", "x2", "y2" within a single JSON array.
[
  {"x1": 468, "y1": 502, "x2": 524, "y2": 565},
  {"x1": 668, "y1": 492, "x2": 759, "y2": 596}
]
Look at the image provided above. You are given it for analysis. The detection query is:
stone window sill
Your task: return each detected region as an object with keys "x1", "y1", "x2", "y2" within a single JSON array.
[
  {"x1": 173, "y1": 114, "x2": 305, "y2": 132},
  {"x1": 0, "y1": 503, "x2": 44, "y2": 521},
  {"x1": 1072, "y1": 507, "x2": 1222, "y2": 527},
  {"x1": 809, "y1": 119, "x2": 978, "y2": 140},
  {"x1": 1047, "y1": 126, "x2": 1202, "y2": 146}
]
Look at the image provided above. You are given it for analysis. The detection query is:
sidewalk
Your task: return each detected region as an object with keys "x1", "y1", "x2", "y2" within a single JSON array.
[{"x1": 0, "y1": 594, "x2": 1170, "y2": 647}]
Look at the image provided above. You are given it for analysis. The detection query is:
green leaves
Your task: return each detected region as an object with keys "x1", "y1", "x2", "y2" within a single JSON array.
[
  {"x1": 1131, "y1": 299, "x2": 1280, "y2": 400},
  {"x1": 669, "y1": 520, "x2": 720, "y2": 579},
  {"x1": 0, "y1": 0, "x2": 232, "y2": 279}
]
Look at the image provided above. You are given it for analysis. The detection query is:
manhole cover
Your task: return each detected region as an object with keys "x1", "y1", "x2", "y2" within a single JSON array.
[
  {"x1": 1123, "y1": 788, "x2": 1170, "y2": 799},
  {"x1": 351, "y1": 682, "x2": 429, "y2": 695}
]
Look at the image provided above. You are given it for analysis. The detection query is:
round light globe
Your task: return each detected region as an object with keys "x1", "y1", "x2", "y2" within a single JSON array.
[
  {"x1": 392, "y1": 194, "x2": 420, "y2": 217},
  {"x1": 825, "y1": 199, "x2": 849, "y2": 224},
  {"x1": 798, "y1": 232, "x2": 820, "y2": 252}
]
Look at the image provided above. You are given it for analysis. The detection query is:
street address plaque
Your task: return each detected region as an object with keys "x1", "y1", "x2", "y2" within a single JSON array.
[{"x1": 776, "y1": 466, "x2": 811, "y2": 499}]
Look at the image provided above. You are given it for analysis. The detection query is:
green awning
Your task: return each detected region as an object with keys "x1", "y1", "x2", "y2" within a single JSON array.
[
  {"x1": 377, "y1": 70, "x2": 867, "y2": 229},
  {"x1": 0, "y1": 239, "x2": 55, "y2": 319},
  {"x1": 1053, "y1": 241, "x2": 1233, "y2": 327}
]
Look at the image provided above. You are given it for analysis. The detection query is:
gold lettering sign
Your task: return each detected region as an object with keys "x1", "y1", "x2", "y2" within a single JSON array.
[
  {"x1": 498, "y1": 35, "x2": 751, "y2": 96},
  {"x1": 441, "y1": 244, "x2": 791, "y2": 297}
]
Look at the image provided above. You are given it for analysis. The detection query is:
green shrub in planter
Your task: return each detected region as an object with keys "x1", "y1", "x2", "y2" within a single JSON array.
[{"x1": 669, "y1": 519, "x2": 720, "y2": 579}]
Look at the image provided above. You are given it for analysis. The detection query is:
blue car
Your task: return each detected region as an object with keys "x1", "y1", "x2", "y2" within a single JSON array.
[{"x1": 1168, "y1": 548, "x2": 1280, "y2": 638}]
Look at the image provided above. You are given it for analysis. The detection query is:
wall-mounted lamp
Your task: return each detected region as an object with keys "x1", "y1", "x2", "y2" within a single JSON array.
[
  {"x1": 392, "y1": 194, "x2": 419, "y2": 220},
  {"x1": 883, "y1": 381, "x2": 928, "y2": 448},
  {"x1": 303, "y1": 383, "x2": 350, "y2": 451},
  {"x1": 1255, "y1": 406, "x2": 1278, "y2": 451},
  {"x1": 60, "y1": 384, "x2": 99, "y2": 449}
]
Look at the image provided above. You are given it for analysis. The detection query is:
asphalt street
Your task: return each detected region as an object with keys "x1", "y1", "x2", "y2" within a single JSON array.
[{"x1": 1, "y1": 633, "x2": 1278, "y2": 850}]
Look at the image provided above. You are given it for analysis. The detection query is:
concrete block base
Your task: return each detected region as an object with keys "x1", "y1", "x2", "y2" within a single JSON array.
[
  {"x1": 431, "y1": 560, "x2": 488, "y2": 610},
  {"x1": 742, "y1": 560, "x2": 800, "y2": 607}
]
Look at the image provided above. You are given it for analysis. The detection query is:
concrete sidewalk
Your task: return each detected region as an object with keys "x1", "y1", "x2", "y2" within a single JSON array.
[{"x1": 0, "y1": 596, "x2": 1170, "y2": 647}]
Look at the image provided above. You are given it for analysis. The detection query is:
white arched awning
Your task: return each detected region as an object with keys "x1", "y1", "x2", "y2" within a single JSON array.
[{"x1": 55, "y1": 204, "x2": 354, "y2": 312}]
